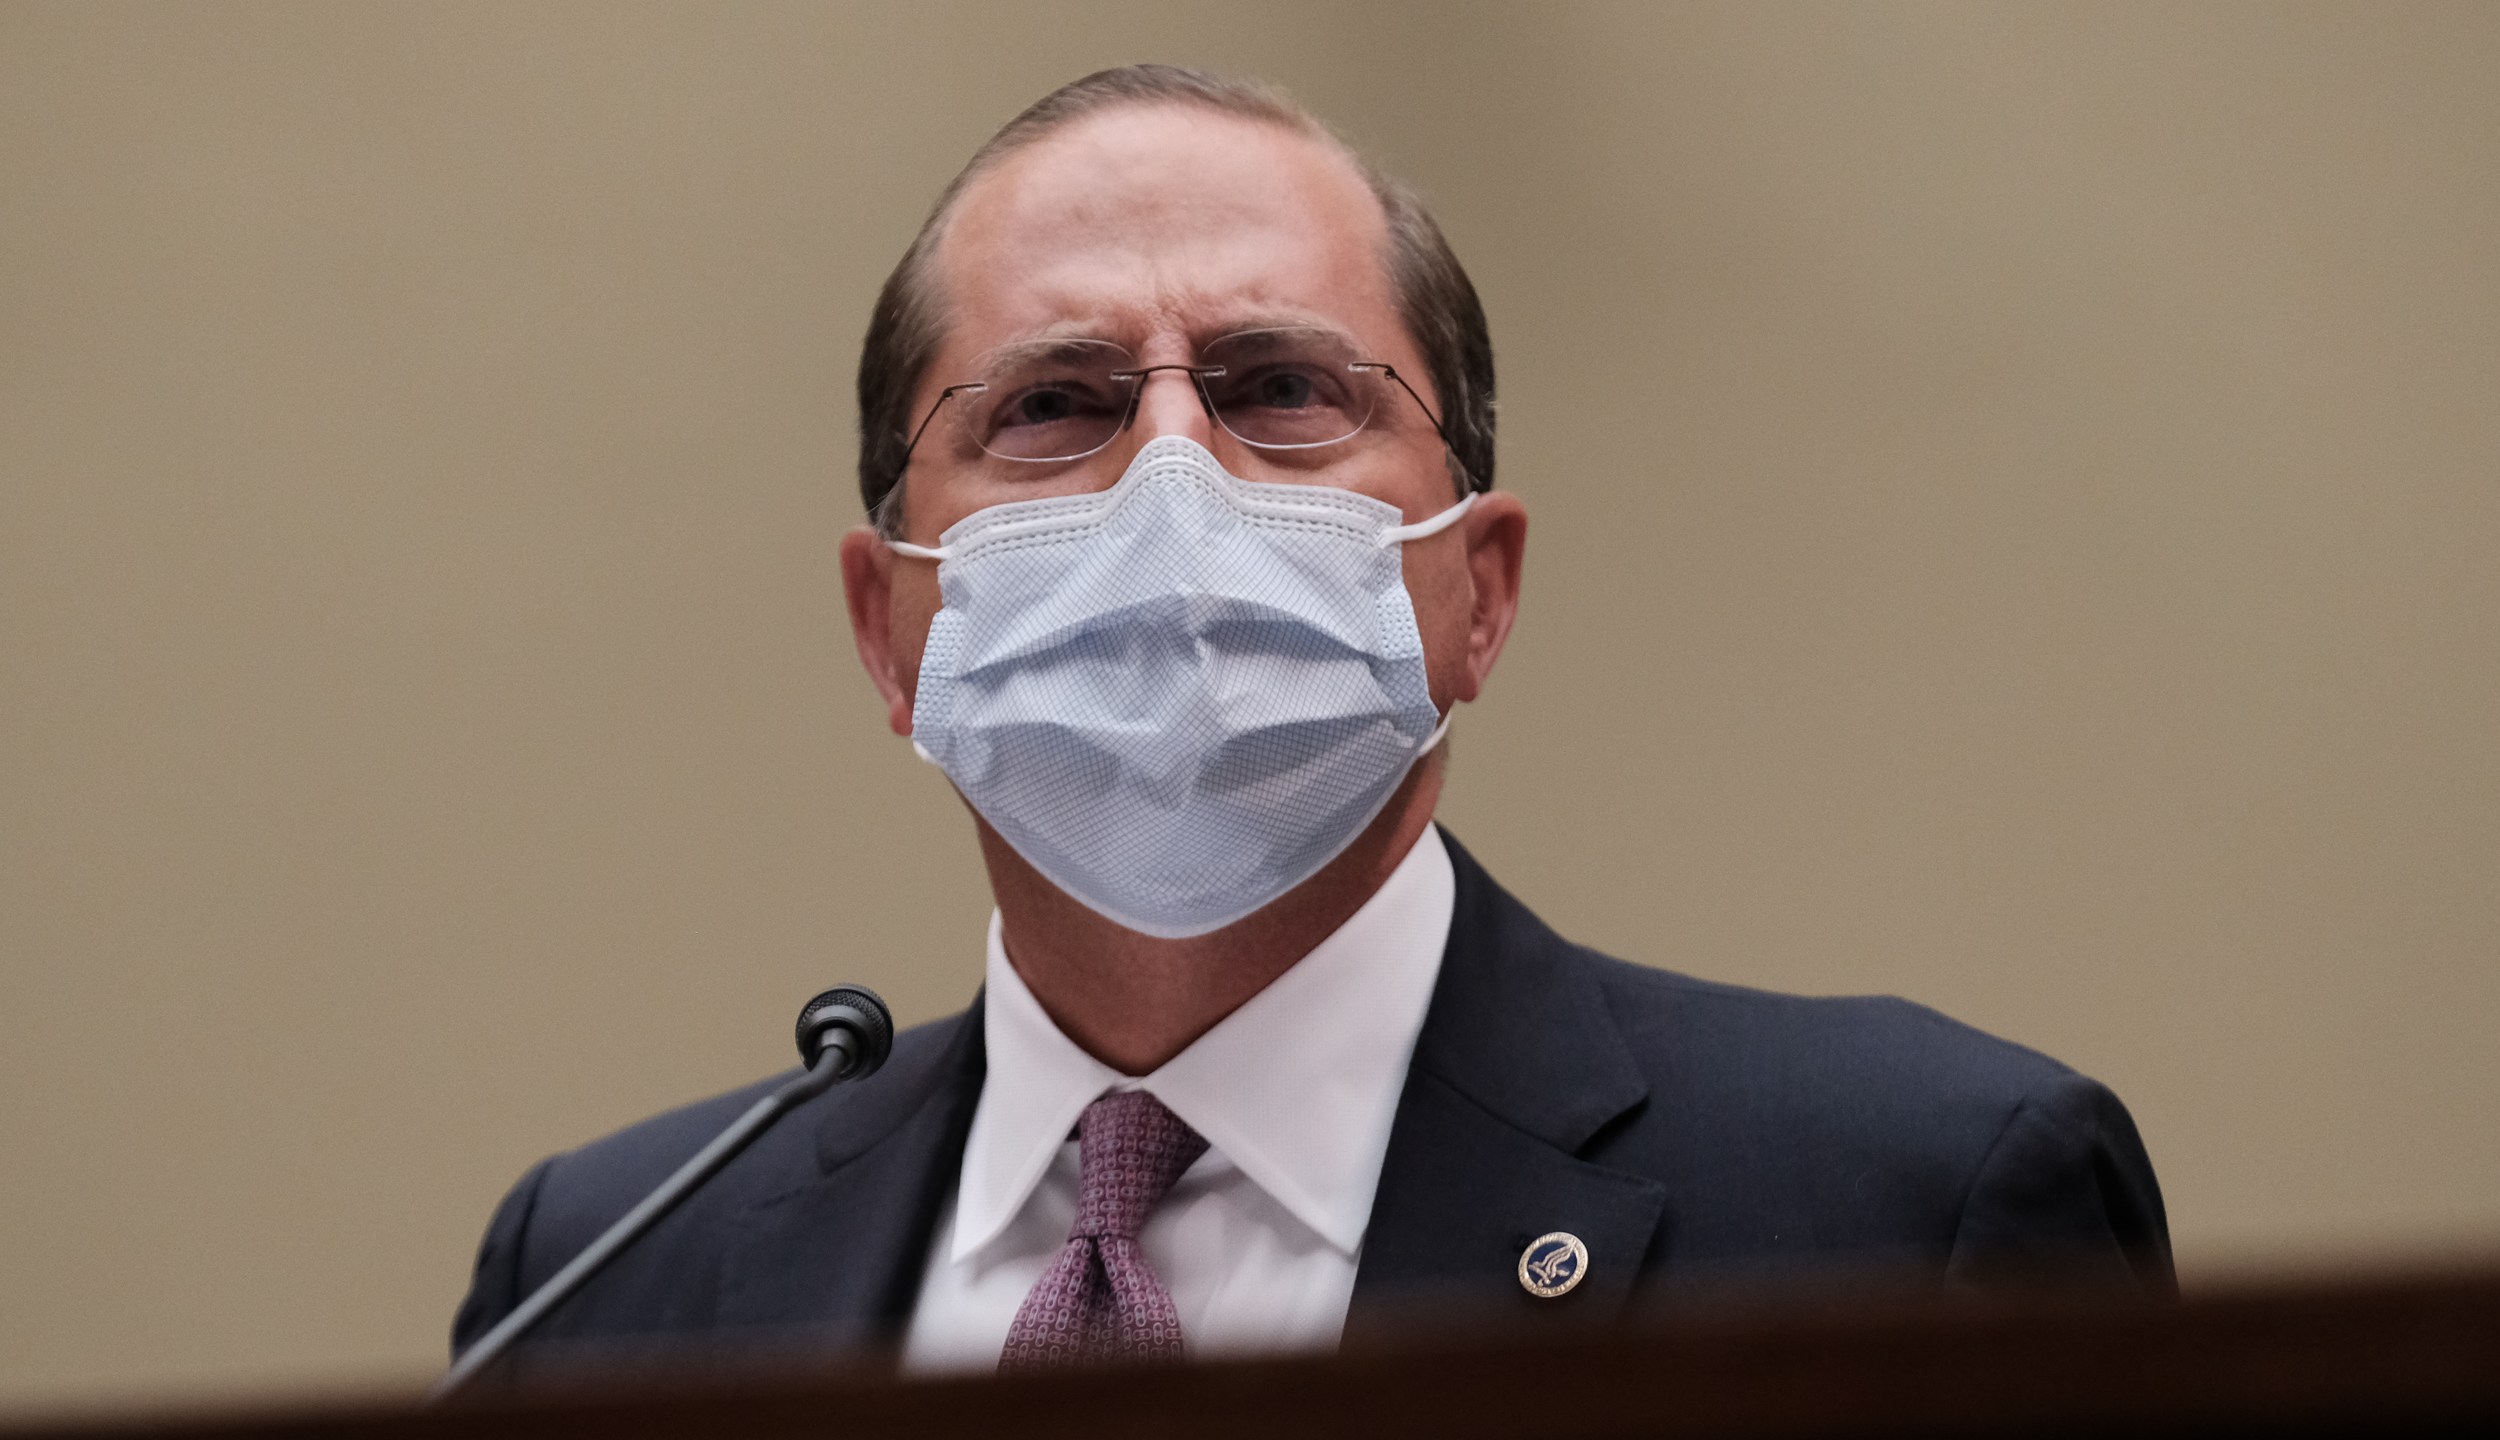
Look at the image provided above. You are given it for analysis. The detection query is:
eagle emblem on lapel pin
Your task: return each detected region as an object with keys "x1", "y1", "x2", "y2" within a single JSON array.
[{"x1": 1517, "y1": 1231, "x2": 1589, "y2": 1298}]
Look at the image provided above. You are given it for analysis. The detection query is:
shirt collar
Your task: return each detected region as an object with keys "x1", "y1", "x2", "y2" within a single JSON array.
[{"x1": 950, "y1": 825, "x2": 1456, "y2": 1263}]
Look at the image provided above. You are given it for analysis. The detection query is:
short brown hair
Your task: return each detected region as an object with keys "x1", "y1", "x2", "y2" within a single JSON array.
[{"x1": 855, "y1": 64, "x2": 1495, "y2": 533}]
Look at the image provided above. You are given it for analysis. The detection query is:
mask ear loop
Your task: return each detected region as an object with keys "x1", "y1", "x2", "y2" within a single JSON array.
[
  {"x1": 1382, "y1": 492, "x2": 1477, "y2": 752},
  {"x1": 891, "y1": 536, "x2": 950, "y2": 761},
  {"x1": 1417, "y1": 705, "x2": 1456, "y2": 755},
  {"x1": 887, "y1": 536, "x2": 946, "y2": 761},
  {"x1": 1377, "y1": 491, "x2": 1477, "y2": 547}
]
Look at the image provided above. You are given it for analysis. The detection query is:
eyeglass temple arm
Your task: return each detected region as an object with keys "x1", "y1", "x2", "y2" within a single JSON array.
[
  {"x1": 1359, "y1": 363, "x2": 1476, "y2": 492},
  {"x1": 897, "y1": 382, "x2": 986, "y2": 472}
]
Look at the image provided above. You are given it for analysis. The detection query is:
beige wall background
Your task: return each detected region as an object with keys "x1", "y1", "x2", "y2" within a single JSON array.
[{"x1": 4, "y1": 0, "x2": 2495, "y2": 1417}]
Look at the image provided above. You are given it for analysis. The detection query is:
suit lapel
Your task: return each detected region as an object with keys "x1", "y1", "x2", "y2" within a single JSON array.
[
  {"x1": 1350, "y1": 830, "x2": 1667, "y2": 1333},
  {"x1": 711, "y1": 994, "x2": 987, "y2": 1347}
]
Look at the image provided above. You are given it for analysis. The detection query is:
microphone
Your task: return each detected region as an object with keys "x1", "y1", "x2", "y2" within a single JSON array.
[
  {"x1": 431, "y1": 985, "x2": 895, "y2": 1401},
  {"x1": 796, "y1": 985, "x2": 895, "y2": 1078}
]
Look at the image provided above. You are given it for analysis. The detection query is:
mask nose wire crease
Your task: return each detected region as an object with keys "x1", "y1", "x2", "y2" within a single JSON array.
[{"x1": 882, "y1": 439, "x2": 1475, "y2": 563}]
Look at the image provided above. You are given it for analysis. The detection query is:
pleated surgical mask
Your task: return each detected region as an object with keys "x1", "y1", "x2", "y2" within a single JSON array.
[{"x1": 891, "y1": 436, "x2": 1472, "y2": 938}]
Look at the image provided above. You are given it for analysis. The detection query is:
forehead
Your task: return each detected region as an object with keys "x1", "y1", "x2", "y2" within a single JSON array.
[{"x1": 927, "y1": 105, "x2": 1403, "y2": 360}]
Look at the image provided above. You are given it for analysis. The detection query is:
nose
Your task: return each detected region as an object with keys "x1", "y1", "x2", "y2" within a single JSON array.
[{"x1": 1126, "y1": 366, "x2": 1217, "y2": 449}]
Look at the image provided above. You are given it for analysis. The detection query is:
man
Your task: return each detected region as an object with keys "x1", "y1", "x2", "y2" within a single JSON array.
[{"x1": 453, "y1": 65, "x2": 2169, "y2": 1377}]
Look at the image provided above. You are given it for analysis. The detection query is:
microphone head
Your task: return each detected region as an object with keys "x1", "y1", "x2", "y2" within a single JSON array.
[{"x1": 795, "y1": 985, "x2": 894, "y2": 1080}]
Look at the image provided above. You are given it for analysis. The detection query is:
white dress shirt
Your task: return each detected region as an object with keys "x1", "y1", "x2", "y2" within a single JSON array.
[{"x1": 899, "y1": 826, "x2": 1456, "y2": 1373}]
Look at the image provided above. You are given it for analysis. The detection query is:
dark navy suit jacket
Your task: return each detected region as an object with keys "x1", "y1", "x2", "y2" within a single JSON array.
[{"x1": 452, "y1": 830, "x2": 2171, "y2": 1366}]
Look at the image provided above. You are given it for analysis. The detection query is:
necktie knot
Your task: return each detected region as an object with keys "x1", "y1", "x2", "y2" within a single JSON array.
[
  {"x1": 998, "y1": 1089, "x2": 1207, "y2": 1371},
  {"x1": 1070, "y1": 1089, "x2": 1208, "y2": 1241}
]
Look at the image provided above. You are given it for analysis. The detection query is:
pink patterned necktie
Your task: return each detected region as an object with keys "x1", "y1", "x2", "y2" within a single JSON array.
[{"x1": 998, "y1": 1089, "x2": 1209, "y2": 1371}]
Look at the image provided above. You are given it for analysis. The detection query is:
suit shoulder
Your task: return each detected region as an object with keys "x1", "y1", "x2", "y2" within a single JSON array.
[
  {"x1": 1435, "y1": 830, "x2": 2075, "y2": 1109},
  {"x1": 1554, "y1": 947, "x2": 2150, "y2": 1251},
  {"x1": 1579, "y1": 946, "x2": 2075, "y2": 1094},
  {"x1": 1547, "y1": 945, "x2": 2165, "y2": 1289}
]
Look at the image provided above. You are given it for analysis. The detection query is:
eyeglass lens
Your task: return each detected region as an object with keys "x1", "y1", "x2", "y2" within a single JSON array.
[{"x1": 954, "y1": 326, "x2": 1383, "y2": 463}]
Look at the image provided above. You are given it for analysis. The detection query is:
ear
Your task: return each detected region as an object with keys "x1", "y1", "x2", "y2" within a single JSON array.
[
  {"x1": 1455, "y1": 491, "x2": 1528, "y2": 703},
  {"x1": 838, "y1": 526, "x2": 915, "y2": 736}
]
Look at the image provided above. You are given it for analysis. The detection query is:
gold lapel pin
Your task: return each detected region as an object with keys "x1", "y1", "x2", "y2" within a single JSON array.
[{"x1": 1517, "y1": 1231, "x2": 1589, "y2": 1298}]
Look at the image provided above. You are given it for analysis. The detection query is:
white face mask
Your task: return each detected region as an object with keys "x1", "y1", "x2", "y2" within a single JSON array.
[{"x1": 891, "y1": 436, "x2": 1473, "y2": 938}]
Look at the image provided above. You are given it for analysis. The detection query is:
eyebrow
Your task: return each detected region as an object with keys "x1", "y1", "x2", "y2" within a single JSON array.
[
  {"x1": 995, "y1": 311, "x2": 1362, "y2": 353},
  {"x1": 982, "y1": 333, "x2": 1123, "y2": 365},
  {"x1": 1191, "y1": 309, "x2": 1346, "y2": 340}
]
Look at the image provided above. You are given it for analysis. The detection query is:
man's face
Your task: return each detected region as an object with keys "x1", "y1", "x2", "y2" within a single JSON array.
[{"x1": 844, "y1": 102, "x2": 1519, "y2": 744}]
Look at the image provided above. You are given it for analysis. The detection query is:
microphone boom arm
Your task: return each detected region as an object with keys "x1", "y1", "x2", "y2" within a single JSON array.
[{"x1": 431, "y1": 989, "x2": 889, "y2": 1401}]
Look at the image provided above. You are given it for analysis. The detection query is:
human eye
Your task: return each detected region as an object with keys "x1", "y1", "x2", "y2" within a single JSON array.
[
  {"x1": 1204, "y1": 355, "x2": 1364, "y2": 446},
  {"x1": 977, "y1": 372, "x2": 1126, "y2": 459},
  {"x1": 1228, "y1": 362, "x2": 1332, "y2": 412},
  {"x1": 998, "y1": 379, "x2": 1116, "y2": 427}
]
